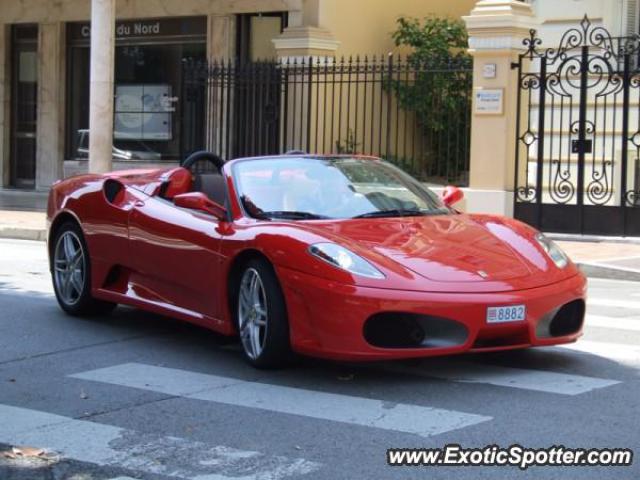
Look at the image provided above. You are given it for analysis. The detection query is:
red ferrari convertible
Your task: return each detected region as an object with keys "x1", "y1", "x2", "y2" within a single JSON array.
[{"x1": 47, "y1": 152, "x2": 586, "y2": 368}]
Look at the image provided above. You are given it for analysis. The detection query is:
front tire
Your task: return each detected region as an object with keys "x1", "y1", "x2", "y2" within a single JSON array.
[
  {"x1": 51, "y1": 222, "x2": 116, "y2": 316},
  {"x1": 236, "y1": 258, "x2": 292, "y2": 368}
]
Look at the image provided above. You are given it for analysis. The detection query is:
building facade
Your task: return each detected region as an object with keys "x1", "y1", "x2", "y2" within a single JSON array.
[{"x1": 0, "y1": 0, "x2": 475, "y2": 191}]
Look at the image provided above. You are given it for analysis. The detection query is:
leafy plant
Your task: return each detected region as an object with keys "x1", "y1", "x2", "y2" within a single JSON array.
[
  {"x1": 335, "y1": 129, "x2": 360, "y2": 154},
  {"x1": 389, "y1": 16, "x2": 472, "y2": 185},
  {"x1": 392, "y1": 16, "x2": 469, "y2": 65}
]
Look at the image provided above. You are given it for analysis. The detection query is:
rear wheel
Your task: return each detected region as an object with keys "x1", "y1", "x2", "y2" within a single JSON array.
[
  {"x1": 236, "y1": 258, "x2": 292, "y2": 368},
  {"x1": 51, "y1": 222, "x2": 116, "y2": 316}
]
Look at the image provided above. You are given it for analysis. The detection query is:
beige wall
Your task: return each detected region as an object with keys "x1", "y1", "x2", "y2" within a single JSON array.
[
  {"x1": 317, "y1": 0, "x2": 476, "y2": 56},
  {"x1": 250, "y1": 16, "x2": 282, "y2": 60}
]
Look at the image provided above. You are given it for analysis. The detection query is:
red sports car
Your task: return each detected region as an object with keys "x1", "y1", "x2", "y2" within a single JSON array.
[{"x1": 47, "y1": 152, "x2": 586, "y2": 368}]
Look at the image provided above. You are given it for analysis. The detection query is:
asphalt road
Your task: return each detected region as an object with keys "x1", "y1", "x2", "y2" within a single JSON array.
[{"x1": 0, "y1": 238, "x2": 639, "y2": 480}]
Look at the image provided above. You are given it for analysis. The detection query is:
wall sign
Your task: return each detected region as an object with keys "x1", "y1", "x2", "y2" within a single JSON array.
[
  {"x1": 474, "y1": 88, "x2": 504, "y2": 115},
  {"x1": 67, "y1": 16, "x2": 206, "y2": 42}
]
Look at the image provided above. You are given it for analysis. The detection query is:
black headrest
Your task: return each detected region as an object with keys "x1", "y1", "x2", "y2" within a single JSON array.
[{"x1": 193, "y1": 173, "x2": 226, "y2": 205}]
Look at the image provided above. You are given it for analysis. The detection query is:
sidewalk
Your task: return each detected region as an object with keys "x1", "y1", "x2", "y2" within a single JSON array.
[
  {"x1": 0, "y1": 208, "x2": 639, "y2": 280},
  {"x1": 0, "y1": 210, "x2": 47, "y2": 242},
  {"x1": 0, "y1": 189, "x2": 48, "y2": 211},
  {"x1": 554, "y1": 240, "x2": 640, "y2": 281}
]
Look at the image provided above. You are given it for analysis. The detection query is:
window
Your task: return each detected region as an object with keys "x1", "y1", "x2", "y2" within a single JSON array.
[
  {"x1": 10, "y1": 24, "x2": 38, "y2": 187},
  {"x1": 65, "y1": 17, "x2": 207, "y2": 162}
]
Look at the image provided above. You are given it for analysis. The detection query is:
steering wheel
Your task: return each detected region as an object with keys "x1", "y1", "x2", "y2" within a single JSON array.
[{"x1": 182, "y1": 151, "x2": 225, "y2": 173}]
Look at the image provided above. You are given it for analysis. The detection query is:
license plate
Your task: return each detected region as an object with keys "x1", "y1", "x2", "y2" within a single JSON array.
[{"x1": 486, "y1": 304, "x2": 526, "y2": 324}]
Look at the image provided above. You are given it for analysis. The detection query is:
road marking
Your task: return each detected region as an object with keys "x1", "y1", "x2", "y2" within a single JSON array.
[
  {"x1": 559, "y1": 340, "x2": 640, "y2": 365},
  {"x1": 0, "y1": 403, "x2": 319, "y2": 480},
  {"x1": 586, "y1": 314, "x2": 640, "y2": 332},
  {"x1": 588, "y1": 298, "x2": 640, "y2": 310},
  {"x1": 582, "y1": 261, "x2": 640, "y2": 274},
  {"x1": 70, "y1": 363, "x2": 491, "y2": 438},
  {"x1": 584, "y1": 254, "x2": 640, "y2": 263},
  {"x1": 387, "y1": 360, "x2": 620, "y2": 396},
  {"x1": 589, "y1": 277, "x2": 640, "y2": 286}
]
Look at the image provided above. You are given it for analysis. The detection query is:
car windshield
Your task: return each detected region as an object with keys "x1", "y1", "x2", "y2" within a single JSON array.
[{"x1": 233, "y1": 156, "x2": 451, "y2": 220}]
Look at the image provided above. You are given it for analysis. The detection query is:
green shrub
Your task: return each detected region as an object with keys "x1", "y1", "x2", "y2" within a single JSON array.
[{"x1": 390, "y1": 16, "x2": 472, "y2": 185}]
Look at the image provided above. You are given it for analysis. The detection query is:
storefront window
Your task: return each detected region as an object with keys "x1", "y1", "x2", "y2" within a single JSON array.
[{"x1": 66, "y1": 17, "x2": 207, "y2": 162}]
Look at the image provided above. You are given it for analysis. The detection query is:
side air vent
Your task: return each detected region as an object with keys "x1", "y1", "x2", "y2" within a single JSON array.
[{"x1": 103, "y1": 179, "x2": 124, "y2": 205}]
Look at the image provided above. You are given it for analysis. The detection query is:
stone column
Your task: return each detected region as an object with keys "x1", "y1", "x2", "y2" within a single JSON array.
[
  {"x1": 88, "y1": 0, "x2": 115, "y2": 174},
  {"x1": 273, "y1": 26, "x2": 340, "y2": 152},
  {"x1": 207, "y1": 15, "x2": 234, "y2": 60},
  {"x1": 0, "y1": 25, "x2": 9, "y2": 187},
  {"x1": 272, "y1": 26, "x2": 340, "y2": 61},
  {"x1": 35, "y1": 23, "x2": 65, "y2": 189},
  {"x1": 462, "y1": 0, "x2": 537, "y2": 216},
  {"x1": 206, "y1": 15, "x2": 234, "y2": 157}
]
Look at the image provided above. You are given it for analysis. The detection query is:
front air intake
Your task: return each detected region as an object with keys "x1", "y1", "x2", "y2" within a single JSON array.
[
  {"x1": 363, "y1": 312, "x2": 468, "y2": 349},
  {"x1": 536, "y1": 299, "x2": 586, "y2": 338}
]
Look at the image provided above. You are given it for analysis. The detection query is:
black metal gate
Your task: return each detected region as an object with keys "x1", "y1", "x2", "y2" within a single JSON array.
[{"x1": 513, "y1": 16, "x2": 640, "y2": 236}]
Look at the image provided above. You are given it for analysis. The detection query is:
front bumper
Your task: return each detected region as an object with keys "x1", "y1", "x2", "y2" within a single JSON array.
[{"x1": 277, "y1": 267, "x2": 587, "y2": 361}]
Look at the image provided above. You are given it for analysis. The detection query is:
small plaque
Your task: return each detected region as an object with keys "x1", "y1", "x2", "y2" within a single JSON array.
[
  {"x1": 571, "y1": 139, "x2": 593, "y2": 154},
  {"x1": 474, "y1": 88, "x2": 504, "y2": 115},
  {"x1": 482, "y1": 63, "x2": 497, "y2": 79}
]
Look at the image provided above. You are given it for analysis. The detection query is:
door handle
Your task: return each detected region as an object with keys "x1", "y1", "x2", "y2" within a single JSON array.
[{"x1": 134, "y1": 200, "x2": 145, "y2": 207}]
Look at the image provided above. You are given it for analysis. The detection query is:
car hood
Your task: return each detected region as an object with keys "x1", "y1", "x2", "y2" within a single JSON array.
[{"x1": 302, "y1": 214, "x2": 570, "y2": 288}]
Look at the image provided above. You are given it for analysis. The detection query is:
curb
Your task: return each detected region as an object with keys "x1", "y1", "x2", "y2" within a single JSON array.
[
  {"x1": 577, "y1": 263, "x2": 640, "y2": 282},
  {"x1": 548, "y1": 233, "x2": 640, "y2": 245},
  {"x1": 0, "y1": 227, "x2": 47, "y2": 242}
]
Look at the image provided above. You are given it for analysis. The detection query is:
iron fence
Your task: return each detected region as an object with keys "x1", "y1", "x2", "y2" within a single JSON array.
[{"x1": 181, "y1": 55, "x2": 472, "y2": 186}]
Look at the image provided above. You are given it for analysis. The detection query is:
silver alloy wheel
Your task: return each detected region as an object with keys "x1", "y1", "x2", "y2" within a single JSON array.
[
  {"x1": 53, "y1": 230, "x2": 85, "y2": 306},
  {"x1": 238, "y1": 268, "x2": 268, "y2": 360}
]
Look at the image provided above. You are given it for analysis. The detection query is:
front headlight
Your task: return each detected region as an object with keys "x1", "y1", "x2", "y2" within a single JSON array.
[
  {"x1": 535, "y1": 233, "x2": 569, "y2": 268},
  {"x1": 308, "y1": 243, "x2": 385, "y2": 279}
]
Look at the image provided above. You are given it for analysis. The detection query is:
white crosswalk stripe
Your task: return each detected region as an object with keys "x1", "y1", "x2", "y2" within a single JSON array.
[
  {"x1": 70, "y1": 363, "x2": 492, "y2": 438},
  {"x1": 585, "y1": 314, "x2": 640, "y2": 332},
  {"x1": 386, "y1": 360, "x2": 620, "y2": 395},
  {"x1": 588, "y1": 298, "x2": 640, "y2": 310},
  {"x1": 0, "y1": 404, "x2": 320, "y2": 480}
]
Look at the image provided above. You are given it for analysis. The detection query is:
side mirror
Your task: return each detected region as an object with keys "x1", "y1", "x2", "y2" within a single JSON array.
[
  {"x1": 441, "y1": 186, "x2": 464, "y2": 207},
  {"x1": 173, "y1": 192, "x2": 227, "y2": 220}
]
